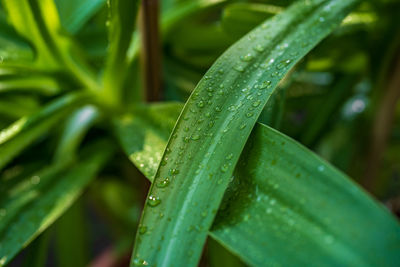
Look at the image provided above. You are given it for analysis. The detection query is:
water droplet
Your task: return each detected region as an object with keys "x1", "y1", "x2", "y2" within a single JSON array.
[
  {"x1": 191, "y1": 134, "x2": 200, "y2": 141},
  {"x1": 215, "y1": 106, "x2": 222, "y2": 112},
  {"x1": 246, "y1": 112, "x2": 254, "y2": 118},
  {"x1": 156, "y1": 177, "x2": 170, "y2": 188},
  {"x1": 228, "y1": 105, "x2": 236, "y2": 111},
  {"x1": 205, "y1": 112, "x2": 211, "y2": 117},
  {"x1": 147, "y1": 195, "x2": 161, "y2": 207},
  {"x1": 240, "y1": 53, "x2": 253, "y2": 62},
  {"x1": 138, "y1": 224, "x2": 147, "y2": 234},
  {"x1": 254, "y1": 44, "x2": 265, "y2": 52},
  {"x1": 318, "y1": 165, "x2": 325, "y2": 172},
  {"x1": 170, "y1": 168, "x2": 179, "y2": 175},
  {"x1": 252, "y1": 100, "x2": 261, "y2": 107},
  {"x1": 260, "y1": 80, "x2": 272, "y2": 89},
  {"x1": 197, "y1": 101, "x2": 205, "y2": 108},
  {"x1": 132, "y1": 258, "x2": 148, "y2": 266},
  {"x1": 226, "y1": 153, "x2": 233, "y2": 160},
  {"x1": 184, "y1": 127, "x2": 189, "y2": 132},
  {"x1": 266, "y1": 208, "x2": 272, "y2": 214},
  {"x1": 271, "y1": 71, "x2": 279, "y2": 77},
  {"x1": 239, "y1": 123, "x2": 246, "y2": 130},
  {"x1": 31, "y1": 175, "x2": 40, "y2": 185},
  {"x1": 276, "y1": 59, "x2": 292, "y2": 70},
  {"x1": 221, "y1": 164, "x2": 229, "y2": 172},
  {"x1": 233, "y1": 65, "x2": 244, "y2": 72},
  {"x1": 0, "y1": 209, "x2": 6, "y2": 217}
]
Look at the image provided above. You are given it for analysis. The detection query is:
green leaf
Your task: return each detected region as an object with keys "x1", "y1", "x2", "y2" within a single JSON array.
[
  {"x1": 115, "y1": 103, "x2": 400, "y2": 266},
  {"x1": 54, "y1": 200, "x2": 89, "y2": 267},
  {"x1": 221, "y1": 3, "x2": 283, "y2": 39},
  {"x1": 0, "y1": 92, "x2": 89, "y2": 170},
  {"x1": 2, "y1": 0, "x2": 100, "y2": 91},
  {"x1": 0, "y1": 74, "x2": 61, "y2": 95},
  {"x1": 54, "y1": 0, "x2": 107, "y2": 34},
  {"x1": 54, "y1": 105, "x2": 100, "y2": 162},
  {"x1": 114, "y1": 103, "x2": 183, "y2": 180},
  {"x1": 102, "y1": 0, "x2": 140, "y2": 105},
  {"x1": 0, "y1": 95, "x2": 39, "y2": 119},
  {"x1": 131, "y1": 0, "x2": 361, "y2": 265},
  {"x1": 0, "y1": 140, "x2": 114, "y2": 266}
]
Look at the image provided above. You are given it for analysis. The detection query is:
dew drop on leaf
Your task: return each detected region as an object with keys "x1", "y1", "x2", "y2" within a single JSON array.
[
  {"x1": 254, "y1": 44, "x2": 265, "y2": 52},
  {"x1": 220, "y1": 164, "x2": 229, "y2": 173},
  {"x1": 132, "y1": 258, "x2": 148, "y2": 266},
  {"x1": 191, "y1": 134, "x2": 200, "y2": 141},
  {"x1": 252, "y1": 100, "x2": 261, "y2": 107},
  {"x1": 246, "y1": 112, "x2": 254, "y2": 118},
  {"x1": 276, "y1": 59, "x2": 292, "y2": 70},
  {"x1": 138, "y1": 224, "x2": 147, "y2": 234},
  {"x1": 240, "y1": 53, "x2": 254, "y2": 62},
  {"x1": 260, "y1": 80, "x2": 272, "y2": 89},
  {"x1": 156, "y1": 177, "x2": 170, "y2": 188},
  {"x1": 147, "y1": 195, "x2": 161, "y2": 207},
  {"x1": 233, "y1": 65, "x2": 244, "y2": 72},
  {"x1": 170, "y1": 168, "x2": 180, "y2": 175},
  {"x1": 31, "y1": 175, "x2": 40, "y2": 185}
]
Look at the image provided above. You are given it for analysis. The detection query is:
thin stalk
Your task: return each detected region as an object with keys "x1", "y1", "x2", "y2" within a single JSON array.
[
  {"x1": 140, "y1": 0, "x2": 162, "y2": 102},
  {"x1": 363, "y1": 51, "x2": 400, "y2": 193}
]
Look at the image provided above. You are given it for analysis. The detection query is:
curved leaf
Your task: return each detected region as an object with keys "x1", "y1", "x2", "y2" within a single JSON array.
[
  {"x1": 2, "y1": 0, "x2": 100, "y2": 91},
  {"x1": 115, "y1": 103, "x2": 400, "y2": 266},
  {"x1": 131, "y1": 0, "x2": 361, "y2": 265},
  {"x1": 54, "y1": 0, "x2": 106, "y2": 34},
  {"x1": 0, "y1": 92, "x2": 90, "y2": 170},
  {"x1": 0, "y1": 140, "x2": 114, "y2": 266}
]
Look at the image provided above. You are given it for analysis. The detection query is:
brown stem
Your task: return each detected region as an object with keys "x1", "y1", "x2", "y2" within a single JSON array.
[
  {"x1": 363, "y1": 52, "x2": 400, "y2": 193},
  {"x1": 140, "y1": 0, "x2": 162, "y2": 102}
]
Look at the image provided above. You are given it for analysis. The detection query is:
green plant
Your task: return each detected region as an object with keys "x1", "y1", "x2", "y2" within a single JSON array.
[{"x1": 1, "y1": 0, "x2": 399, "y2": 266}]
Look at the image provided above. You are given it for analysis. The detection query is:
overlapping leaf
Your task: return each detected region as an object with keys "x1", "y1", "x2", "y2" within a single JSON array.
[
  {"x1": 0, "y1": 140, "x2": 114, "y2": 266},
  {"x1": 115, "y1": 103, "x2": 400, "y2": 266},
  {"x1": 130, "y1": 0, "x2": 361, "y2": 265},
  {"x1": 0, "y1": 92, "x2": 89, "y2": 170}
]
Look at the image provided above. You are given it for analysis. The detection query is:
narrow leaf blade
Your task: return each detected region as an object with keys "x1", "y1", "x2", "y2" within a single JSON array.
[{"x1": 131, "y1": 0, "x2": 361, "y2": 265}]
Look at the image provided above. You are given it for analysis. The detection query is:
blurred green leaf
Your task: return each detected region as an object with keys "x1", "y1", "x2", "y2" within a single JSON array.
[
  {"x1": 2, "y1": 0, "x2": 100, "y2": 91},
  {"x1": 54, "y1": 0, "x2": 107, "y2": 34},
  {"x1": 221, "y1": 3, "x2": 283, "y2": 39},
  {"x1": 0, "y1": 140, "x2": 114, "y2": 266},
  {"x1": 54, "y1": 105, "x2": 100, "y2": 162},
  {"x1": 54, "y1": 200, "x2": 89, "y2": 267},
  {"x1": 0, "y1": 92, "x2": 89, "y2": 170},
  {"x1": 101, "y1": 0, "x2": 140, "y2": 105}
]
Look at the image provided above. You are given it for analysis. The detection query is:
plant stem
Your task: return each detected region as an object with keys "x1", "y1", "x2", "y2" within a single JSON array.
[
  {"x1": 140, "y1": 0, "x2": 161, "y2": 102},
  {"x1": 363, "y1": 51, "x2": 400, "y2": 193}
]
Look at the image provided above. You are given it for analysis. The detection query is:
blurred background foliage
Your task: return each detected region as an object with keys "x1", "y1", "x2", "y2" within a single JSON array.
[{"x1": 1, "y1": 0, "x2": 399, "y2": 266}]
